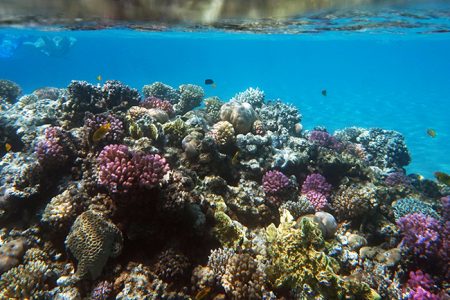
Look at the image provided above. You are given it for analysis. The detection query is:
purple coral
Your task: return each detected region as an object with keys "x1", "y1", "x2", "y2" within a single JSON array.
[
  {"x1": 35, "y1": 126, "x2": 73, "y2": 168},
  {"x1": 407, "y1": 271, "x2": 440, "y2": 300},
  {"x1": 397, "y1": 213, "x2": 442, "y2": 259},
  {"x1": 385, "y1": 171, "x2": 412, "y2": 187},
  {"x1": 301, "y1": 173, "x2": 332, "y2": 197},
  {"x1": 309, "y1": 130, "x2": 342, "y2": 151},
  {"x1": 84, "y1": 112, "x2": 124, "y2": 145},
  {"x1": 141, "y1": 96, "x2": 174, "y2": 115},
  {"x1": 133, "y1": 153, "x2": 170, "y2": 189},
  {"x1": 262, "y1": 170, "x2": 290, "y2": 195},
  {"x1": 97, "y1": 144, "x2": 169, "y2": 194}
]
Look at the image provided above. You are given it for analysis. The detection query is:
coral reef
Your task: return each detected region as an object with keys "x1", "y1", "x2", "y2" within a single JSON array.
[{"x1": 0, "y1": 81, "x2": 445, "y2": 299}]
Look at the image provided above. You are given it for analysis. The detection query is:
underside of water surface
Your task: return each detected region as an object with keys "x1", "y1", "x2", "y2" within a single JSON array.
[{"x1": 0, "y1": 1, "x2": 449, "y2": 300}]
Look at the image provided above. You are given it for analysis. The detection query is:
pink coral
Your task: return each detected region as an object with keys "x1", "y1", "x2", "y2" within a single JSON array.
[
  {"x1": 141, "y1": 96, "x2": 174, "y2": 115},
  {"x1": 97, "y1": 144, "x2": 169, "y2": 194}
]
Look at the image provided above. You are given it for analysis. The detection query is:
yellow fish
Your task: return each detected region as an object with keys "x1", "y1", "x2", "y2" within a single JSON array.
[
  {"x1": 5, "y1": 143, "x2": 11, "y2": 152},
  {"x1": 92, "y1": 123, "x2": 111, "y2": 142},
  {"x1": 231, "y1": 150, "x2": 240, "y2": 165},
  {"x1": 96, "y1": 74, "x2": 102, "y2": 81},
  {"x1": 427, "y1": 128, "x2": 437, "y2": 138},
  {"x1": 435, "y1": 171, "x2": 450, "y2": 186},
  {"x1": 194, "y1": 287, "x2": 212, "y2": 300}
]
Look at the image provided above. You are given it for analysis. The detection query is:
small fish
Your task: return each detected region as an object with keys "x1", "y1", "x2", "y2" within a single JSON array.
[
  {"x1": 194, "y1": 286, "x2": 212, "y2": 300},
  {"x1": 96, "y1": 74, "x2": 102, "y2": 81},
  {"x1": 5, "y1": 143, "x2": 11, "y2": 152},
  {"x1": 92, "y1": 123, "x2": 111, "y2": 142},
  {"x1": 435, "y1": 171, "x2": 450, "y2": 186},
  {"x1": 321, "y1": 89, "x2": 327, "y2": 96},
  {"x1": 204, "y1": 79, "x2": 216, "y2": 88},
  {"x1": 426, "y1": 128, "x2": 436, "y2": 138},
  {"x1": 231, "y1": 150, "x2": 240, "y2": 165}
]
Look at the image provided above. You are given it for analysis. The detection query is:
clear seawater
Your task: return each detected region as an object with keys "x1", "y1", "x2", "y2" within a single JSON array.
[{"x1": 1, "y1": 26, "x2": 449, "y2": 178}]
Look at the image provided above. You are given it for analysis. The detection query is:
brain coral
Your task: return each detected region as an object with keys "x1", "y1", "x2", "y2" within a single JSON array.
[
  {"x1": 65, "y1": 210, "x2": 123, "y2": 280},
  {"x1": 220, "y1": 102, "x2": 257, "y2": 134}
]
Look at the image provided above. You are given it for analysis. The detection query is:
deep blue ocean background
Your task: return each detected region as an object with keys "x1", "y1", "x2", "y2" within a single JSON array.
[{"x1": 1, "y1": 28, "x2": 449, "y2": 178}]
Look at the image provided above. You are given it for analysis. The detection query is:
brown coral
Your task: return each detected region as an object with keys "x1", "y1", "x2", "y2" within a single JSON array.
[
  {"x1": 210, "y1": 121, "x2": 235, "y2": 147},
  {"x1": 65, "y1": 210, "x2": 123, "y2": 279},
  {"x1": 154, "y1": 249, "x2": 190, "y2": 282},
  {"x1": 221, "y1": 253, "x2": 266, "y2": 300},
  {"x1": 332, "y1": 183, "x2": 378, "y2": 221}
]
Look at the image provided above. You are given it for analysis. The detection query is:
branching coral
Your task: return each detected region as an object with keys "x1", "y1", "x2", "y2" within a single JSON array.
[
  {"x1": 0, "y1": 79, "x2": 22, "y2": 103},
  {"x1": 332, "y1": 183, "x2": 378, "y2": 221},
  {"x1": 97, "y1": 144, "x2": 169, "y2": 193},
  {"x1": 392, "y1": 198, "x2": 440, "y2": 221},
  {"x1": 35, "y1": 126, "x2": 75, "y2": 169},
  {"x1": 231, "y1": 87, "x2": 265, "y2": 108}
]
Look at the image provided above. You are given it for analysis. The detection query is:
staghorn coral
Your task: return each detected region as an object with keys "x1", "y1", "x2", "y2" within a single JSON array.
[
  {"x1": 221, "y1": 253, "x2": 266, "y2": 300},
  {"x1": 406, "y1": 270, "x2": 441, "y2": 300},
  {"x1": 332, "y1": 183, "x2": 378, "y2": 221},
  {"x1": 0, "y1": 79, "x2": 21, "y2": 103},
  {"x1": 220, "y1": 101, "x2": 257, "y2": 134},
  {"x1": 210, "y1": 120, "x2": 235, "y2": 147},
  {"x1": 65, "y1": 210, "x2": 123, "y2": 280},
  {"x1": 231, "y1": 87, "x2": 265, "y2": 108}
]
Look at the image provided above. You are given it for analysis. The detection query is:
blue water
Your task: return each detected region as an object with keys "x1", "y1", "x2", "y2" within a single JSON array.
[{"x1": 1, "y1": 28, "x2": 449, "y2": 178}]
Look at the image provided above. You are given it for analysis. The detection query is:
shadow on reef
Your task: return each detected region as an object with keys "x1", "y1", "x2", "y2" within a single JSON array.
[{"x1": 0, "y1": 79, "x2": 448, "y2": 299}]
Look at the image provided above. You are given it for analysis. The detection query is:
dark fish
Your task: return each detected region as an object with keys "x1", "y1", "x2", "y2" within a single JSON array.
[
  {"x1": 435, "y1": 171, "x2": 450, "y2": 186},
  {"x1": 204, "y1": 79, "x2": 216, "y2": 88},
  {"x1": 427, "y1": 128, "x2": 436, "y2": 138},
  {"x1": 321, "y1": 89, "x2": 327, "y2": 96}
]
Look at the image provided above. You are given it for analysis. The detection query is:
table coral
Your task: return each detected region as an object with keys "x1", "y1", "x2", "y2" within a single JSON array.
[{"x1": 65, "y1": 210, "x2": 123, "y2": 280}]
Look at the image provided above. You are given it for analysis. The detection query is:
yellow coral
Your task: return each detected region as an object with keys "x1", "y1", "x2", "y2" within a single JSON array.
[
  {"x1": 65, "y1": 210, "x2": 123, "y2": 280},
  {"x1": 210, "y1": 121, "x2": 235, "y2": 146}
]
